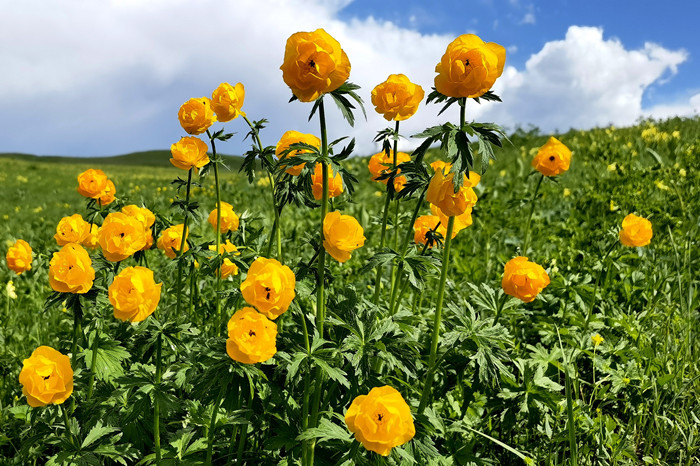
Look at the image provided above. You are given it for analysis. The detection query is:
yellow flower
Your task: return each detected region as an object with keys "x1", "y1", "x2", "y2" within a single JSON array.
[
  {"x1": 157, "y1": 224, "x2": 189, "y2": 259},
  {"x1": 413, "y1": 215, "x2": 441, "y2": 247},
  {"x1": 6, "y1": 280, "x2": 17, "y2": 299},
  {"x1": 425, "y1": 168, "x2": 479, "y2": 217},
  {"x1": 226, "y1": 307, "x2": 277, "y2": 364},
  {"x1": 345, "y1": 386, "x2": 415, "y2": 456},
  {"x1": 209, "y1": 241, "x2": 240, "y2": 279},
  {"x1": 619, "y1": 214, "x2": 652, "y2": 247},
  {"x1": 280, "y1": 28, "x2": 351, "y2": 102},
  {"x1": 563, "y1": 188, "x2": 571, "y2": 197},
  {"x1": 98, "y1": 179, "x2": 117, "y2": 206},
  {"x1": 240, "y1": 257, "x2": 296, "y2": 320},
  {"x1": 430, "y1": 203, "x2": 473, "y2": 238},
  {"x1": 371, "y1": 74, "x2": 424, "y2": 121},
  {"x1": 6, "y1": 239, "x2": 33, "y2": 275},
  {"x1": 19, "y1": 346, "x2": 73, "y2": 407},
  {"x1": 434, "y1": 34, "x2": 506, "y2": 98},
  {"x1": 208, "y1": 202, "x2": 240, "y2": 233},
  {"x1": 591, "y1": 334, "x2": 604, "y2": 347},
  {"x1": 654, "y1": 180, "x2": 670, "y2": 191},
  {"x1": 83, "y1": 224, "x2": 99, "y2": 249},
  {"x1": 211, "y1": 82, "x2": 246, "y2": 122},
  {"x1": 275, "y1": 130, "x2": 321, "y2": 176},
  {"x1": 122, "y1": 205, "x2": 156, "y2": 250},
  {"x1": 311, "y1": 163, "x2": 344, "y2": 200},
  {"x1": 77, "y1": 169, "x2": 108, "y2": 199},
  {"x1": 367, "y1": 151, "x2": 411, "y2": 193},
  {"x1": 170, "y1": 136, "x2": 210, "y2": 171},
  {"x1": 97, "y1": 212, "x2": 147, "y2": 262},
  {"x1": 54, "y1": 214, "x2": 91, "y2": 246},
  {"x1": 49, "y1": 243, "x2": 95, "y2": 294},
  {"x1": 501, "y1": 256, "x2": 550, "y2": 303},
  {"x1": 607, "y1": 162, "x2": 617, "y2": 172},
  {"x1": 531, "y1": 137, "x2": 572, "y2": 176},
  {"x1": 178, "y1": 97, "x2": 216, "y2": 135},
  {"x1": 109, "y1": 266, "x2": 162, "y2": 323},
  {"x1": 323, "y1": 211, "x2": 366, "y2": 263},
  {"x1": 430, "y1": 160, "x2": 449, "y2": 174}
]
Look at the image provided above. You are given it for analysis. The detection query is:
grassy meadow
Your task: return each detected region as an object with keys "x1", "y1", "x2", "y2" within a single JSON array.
[{"x1": 0, "y1": 116, "x2": 698, "y2": 465}]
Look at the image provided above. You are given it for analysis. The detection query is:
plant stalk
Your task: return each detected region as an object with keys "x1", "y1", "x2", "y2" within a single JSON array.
[{"x1": 522, "y1": 173, "x2": 544, "y2": 255}]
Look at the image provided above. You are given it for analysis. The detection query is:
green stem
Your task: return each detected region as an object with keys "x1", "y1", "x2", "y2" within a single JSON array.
[
  {"x1": 372, "y1": 189, "x2": 392, "y2": 306},
  {"x1": 522, "y1": 174, "x2": 544, "y2": 256},
  {"x1": 388, "y1": 122, "x2": 401, "y2": 298},
  {"x1": 206, "y1": 378, "x2": 229, "y2": 465},
  {"x1": 86, "y1": 330, "x2": 100, "y2": 400},
  {"x1": 226, "y1": 382, "x2": 241, "y2": 466},
  {"x1": 70, "y1": 308, "x2": 81, "y2": 370},
  {"x1": 61, "y1": 403, "x2": 75, "y2": 448},
  {"x1": 417, "y1": 216, "x2": 455, "y2": 415},
  {"x1": 398, "y1": 187, "x2": 428, "y2": 258},
  {"x1": 176, "y1": 167, "x2": 194, "y2": 316},
  {"x1": 154, "y1": 333, "x2": 163, "y2": 465},
  {"x1": 299, "y1": 302, "x2": 312, "y2": 464},
  {"x1": 206, "y1": 130, "x2": 224, "y2": 328},
  {"x1": 583, "y1": 241, "x2": 617, "y2": 330}
]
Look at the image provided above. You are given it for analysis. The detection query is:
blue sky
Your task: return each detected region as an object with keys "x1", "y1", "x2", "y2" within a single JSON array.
[{"x1": 1, "y1": 0, "x2": 698, "y2": 157}]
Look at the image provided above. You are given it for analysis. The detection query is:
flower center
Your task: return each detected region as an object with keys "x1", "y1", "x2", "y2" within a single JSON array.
[
  {"x1": 377, "y1": 413, "x2": 384, "y2": 422},
  {"x1": 265, "y1": 287, "x2": 271, "y2": 300},
  {"x1": 248, "y1": 330, "x2": 256, "y2": 337},
  {"x1": 549, "y1": 156, "x2": 555, "y2": 161}
]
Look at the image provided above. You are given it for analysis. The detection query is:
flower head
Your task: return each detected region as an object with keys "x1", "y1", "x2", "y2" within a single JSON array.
[
  {"x1": 49, "y1": 243, "x2": 95, "y2": 294},
  {"x1": 170, "y1": 136, "x2": 210, "y2": 171},
  {"x1": 275, "y1": 130, "x2": 321, "y2": 176},
  {"x1": 54, "y1": 214, "x2": 91, "y2": 246},
  {"x1": 208, "y1": 202, "x2": 239, "y2": 233},
  {"x1": 425, "y1": 168, "x2": 479, "y2": 217},
  {"x1": 178, "y1": 97, "x2": 216, "y2": 135},
  {"x1": 619, "y1": 213, "x2": 653, "y2": 247},
  {"x1": 122, "y1": 205, "x2": 155, "y2": 250},
  {"x1": 591, "y1": 334, "x2": 604, "y2": 347},
  {"x1": 368, "y1": 151, "x2": 411, "y2": 192},
  {"x1": 226, "y1": 307, "x2": 278, "y2": 364},
  {"x1": 211, "y1": 82, "x2": 245, "y2": 122},
  {"x1": 501, "y1": 256, "x2": 550, "y2": 303},
  {"x1": 77, "y1": 169, "x2": 108, "y2": 199},
  {"x1": 157, "y1": 224, "x2": 189, "y2": 259},
  {"x1": 531, "y1": 137, "x2": 572, "y2": 176},
  {"x1": 323, "y1": 211, "x2": 366, "y2": 263},
  {"x1": 413, "y1": 215, "x2": 441, "y2": 247},
  {"x1": 280, "y1": 28, "x2": 351, "y2": 102},
  {"x1": 19, "y1": 346, "x2": 73, "y2": 407},
  {"x1": 109, "y1": 266, "x2": 162, "y2": 323},
  {"x1": 311, "y1": 163, "x2": 344, "y2": 200},
  {"x1": 240, "y1": 257, "x2": 296, "y2": 320},
  {"x1": 371, "y1": 74, "x2": 424, "y2": 121},
  {"x1": 6, "y1": 239, "x2": 33, "y2": 275},
  {"x1": 97, "y1": 212, "x2": 147, "y2": 262},
  {"x1": 98, "y1": 179, "x2": 117, "y2": 206},
  {"x1": 345, "y1": 386, "x2": 415, "y2": 456},
  {"x1": 209, "y1": 241, "x2": 240, "y2": 279}
]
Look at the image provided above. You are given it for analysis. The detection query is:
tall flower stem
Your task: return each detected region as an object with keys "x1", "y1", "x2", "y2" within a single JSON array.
[
  {"x1": 153, "y1": 333, "x2": 163, "y2": 465},
  {"x1": 61, "y1": 403, "x2": 75, "y2": 448},
  {"x1": 417, "y1": 216, "x2": 455, "y2": 415},
  {"x1": 176, "y1": 167, "x2": 194, "y2": 316},
  {"x1": 86, "y1": 329, "x2": 100, "y2": 400},
  {"x1": 522, "y1": 173, "x2": 544, "y2": 255},
  {"x1": 206, "y1": 377, "x2": 229, "y2": 465},
  {"x1": 299, "y1": 302, "x2": 312, "y2": 464},
  {"x1": 583, "y1": 241, "x2": 617, "y2": 330},
  {"x1": 207, "y1": 130, "x2": 224, "y2": 326}
]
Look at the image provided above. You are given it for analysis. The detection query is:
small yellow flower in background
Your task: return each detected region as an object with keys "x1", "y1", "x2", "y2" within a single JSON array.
[
  {"x1": 531, "y1": 137, "x2": 572, "y2": 177},
  {"x1": 170, "y1": 136, "x2": 210, "y2": 171},
  {"x1": 209, "y1": 241, "x2": 240, "y2": 279},
  {"x1": 280, "y1": 28, "x2": 351, "y2": 102},
  {"x1": 607, "y1": 162, "x2": 617, "y2": 172},
  {"x1": 654, "y1": 180, "x2": 670, "y2": 191},
  {"x1": 49, "y1": 243, "x2": 95, "y2": 294},
  {"x1": 32, "y1": 206, "x2": 43, "y2": 214},
  {"x1": 54, "y1": 214, "x2": 91, "y2": 246},
  {"x1": 157, "y1": 224, "x2": 189, "y2": 259},
  {"x1": 425, "y1": 168, "x2": 479, "y2": 217},
  {"x1": 97, "y1": 212, "x2": 147, "y2": 262},
  {"x1": 211, "y1": 82, "x2": 245, "y2": 122},
  {"x1": 434, "y1": 34, "x2": 506, "y2": 98},
  {"x1": 19, "y1": 346, "x2": 73, "y2": 407},
  {"x1": 592, "y1": 334, "x2": 604, "y2": 347},
  {"x1": 6, "y1": 280, "x2": 17, "y2": 299},
  {"x1": 109, "y1": 266, "x2": 162, "y2": 323},
  {"x1": 208, "y1": 201, "x2": 240, "y2": 233},
  {"x1": 6, "y1": 239, "x2": 33, "y2": 275},
  {"x1": 679, "y1": 168, "x2": 686, "y2": 177},
  {"x1": 430, "y1": 203, "x2": 473, "y2": 238},
  {"x1": 371, "y1": 74, "x2": 425, "y2": 121},
  {"x1": 275, "y1": 130, "x2": 321, "y2": 176},
  {"x1": 345, "y1": 385, "x2": 415, "y2": 456},
  {"x1": 256, "y1": 177, "x2": 271, "y2": 187},
  {"x1": 311, "y1": 163, "x2": 344, "y2": 200},
  {"x1": 609, "y1": 200, "x2": 618, "y2": 212},
  {"x1": 77, "y1": 169, "x2": 108, "y2": 199},
  {"x1": 226, "y1": 307, "x2": 278, "y2": 364},
  {"x1": 367, "y1": 151, "x2": 411, "y2": 192},
  {"x1": 16, "y1": 175, "x2": 29, "y2": 183},
  {"x1": 413, "y1": 215, "x2": 441, "y2": 247},
  {"x1": 178, "y1": 97, "x2": 216, "y2": 135},
  {"x1": 501, "y1": 256, "x2": 550, "y2": 303},
  {"x1": 499, "y1": 169, "x2": 507, "y2": 177},
  {"x1": 623, "y1": 377, "x2": 631, "y2": 384},
  {"x1": 619, "y1": 213, "x2": 653, "y2": 247},
  {"x1": 323, "y1": 211, "x2": 366, "y2": 263},
  {"x1": 240, "y1": 257, "x2": 296, "y2": 320},
  {"x1": 671, "y1": 130, "x2": 680, "y2": 139},
  {"x1": 563, "y1": 188, "x2": 571, "y2": 197}
]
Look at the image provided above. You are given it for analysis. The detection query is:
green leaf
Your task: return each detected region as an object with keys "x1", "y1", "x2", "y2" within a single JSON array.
[
  {"x1": 296, "y1": 418, "x2": 352, "y2": 443},
  {"x1": 81, "y1": 421, "x2": 120, "y2": 450}
]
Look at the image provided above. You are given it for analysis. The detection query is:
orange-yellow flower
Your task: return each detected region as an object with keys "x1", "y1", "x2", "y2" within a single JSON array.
[
  {"x1": 240, "y1": 257, "x2": 296, "y2": 320},
  {"x1": 345, "y1": 386, "x2": 415, "y2": 456},
  {"x1": 211, "y1": 82, "x2": 246, "y2": 122},
  {"x1": 430, "y1": 160, "x2": 449, "y2": 174},
  {"x1": 226, "y1": 307, "x2": 278, "y2": 364},
  {"x1": 97, "y1": 212, "x2": 147, "y2": 262},
  {"x1": 531, "y1": 137, "x2": 572, "y2": 176},
  {"x1": 208, "y1": 202, "x2": 239, "y2": 233},
  {"x1": 619, "y1": 214, "x2": 653, "y2": 247},
  {"x1": 6, "y1": 239, "x2": 33, "y2": 275},
  {"x1": 108, "y1": 266, "x2": 162, "y2": 323},
  {"x1": 368, "y1": 151, "x2": 411, "y2": 192},
  {"x1": 280, "y1": 28, "x2": 351, "y2": 102},
  {"x1": 19, "y1": 346, "x2": 73, "y2": 407},
  {"x1": 122, "y1": 205, "x2": 156, "y2": 250},
  {"x1": 54, "y1": 214, "x2": 91, "y2": 246},
  {"x1": 501, "y1": 256, "x2": 550, "y2": 303},
  {"x1": 209, "y1": 241, "x2": 240, "y2": 279},
  {"x1": 157, "y1": 224, "x2": 189, "y2": 259},
  {"x1": 77, "y1": 169, "x2": 108, "y2": 199},
  {"x1": 275, "y1": 130, "x2": 321, "y2": 176},
  {"x1": 49, "y1": 243, "x2": 95, "y2": 294},
  {"x1": 323, "y1": 211, "x2": 366, "y2": 263},
  {"x1": 311, "y1": 163, "x2": 344, "y2": 200},
  {"x1": 371, "y1": 74, "x2": 425, "y2": 121},
  {"x1": 434, "y1": 34, "x2": 506, "y2": 98},
  {"x1": 430, "y1": 203, "x2": 473, "y2": 238},
  {"x1": 178, "y1": 97, "x2": 216, "y2": 135},
  {"x1": 413, "y1": 215, "x2": 441, "y2": 247},
  {"x1": 170, "y1": 136, "x2": 210, "y2": 171},
  {"x1": 425, "y1": 169, "x2": 480, "y2": 217},
  {"x1": 98, "y1": 179, "x2": 116, "y2": 206}
]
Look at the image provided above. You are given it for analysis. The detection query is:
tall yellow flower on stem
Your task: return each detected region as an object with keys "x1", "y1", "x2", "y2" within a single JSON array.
[
  {"x1": 619, "y1": 213, "x2": 653, "y2": 247},
  {"x1": 157, "y1": 224, "x2": 189, "y2": 259},
  {"x1": 240, "y1": 257, "x2": 296, "y2": 320},
  {"x1": 426, "y1": 168, "x2": 479, "y2": 217},
  {"x1": 501, "y1": 256, "x2": 551, "y2": 303},
  {"x1": 275, "y1": 130, "x2": 321, "y2": 176},
  {"x1": 531, "y1": 137, "x2": 572, "y2": 177},
  {"x1": 97, "y1": 212, "x2": 148, "y2": 262},
  {"x1": 170, "y1": 136, "x2": 210, "y2": 171},
  {"x1": 208, "y1": 202, "x2": 239, "y2": 233},
  {"x1": 54, "y1": 214, "x2": 91, "y2": 246},
  {"x1": 109, "y1": 266, "x2": 162, "y2": 323},
  {"x1": 19, "y1": 346, "x2": 73, "y2": 407},
  {"x1": 322, "y1": 211, "x2": 366, "y2": 263},
  {"x1": 311, "y1": 163, "x2": 344, "y2": 200},
  {"x1": 49, "y1": 243, "x2": 95, "y2": 294},
  {"x1": 226, "y1": 307, "x2": 277, "y2": 364},
  {"x1": 178, "y1": 97, "x2": 216, "y2": 135},
  {"x1": 77, "y1": 169, "x2": 108, "y2": 199},
  {"x1": 371, "y1": 74, "x2": 424, "y2": 121},
  {"x1": 6, "y1": 239, "x2": 33, "y2": 275},
  {"x1": 211, "y1": 82, "x2": 245, "y2": 122}
]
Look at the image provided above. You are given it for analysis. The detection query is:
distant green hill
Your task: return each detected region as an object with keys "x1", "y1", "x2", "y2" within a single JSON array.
[{"x1": 0, "y1": 151, "x2": 244, "y2": 170}]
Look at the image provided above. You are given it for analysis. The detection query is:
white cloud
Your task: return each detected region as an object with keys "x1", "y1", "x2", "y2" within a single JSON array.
[{"x1": 521, "y1": 12, "x2": 535, "y2": 24}]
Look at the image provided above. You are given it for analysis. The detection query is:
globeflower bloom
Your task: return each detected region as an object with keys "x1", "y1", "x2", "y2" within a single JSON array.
[
  {"x1": 122, "y1": 205, "x2": 155, "y2": 250},
  {"x1": 368, "y1": 151, "x2": 411, "y2": 192},
  {"x1": 157, "y1": 224, "x2": 189, "y2": 259},
  {"x1": 211, "y1": 82, "x2": 246, "y2": 122},
  {"x1": 531, "y1": 137, "x2": 572, "y2": 177},
  {"x1": 323, "y1": 211, "x2": 366, "y2": 263},
  {"x1": 434, "y1": 34, "x2": 506, "y2": 98},
  {"x1": 208, "y1": 201, "x2": 239, "y2": 233},
  {"x1": 77, "y1": 169, "x2": 109, "y2": 199},
  {"x1": 97, "y1": 212, "x2": 147, "y2": 262},
  {"x1": 49, "y1": 243, "x2": 95, "y2": 294},
  {"x1": 98, "y1": 179, "x2": 117, "y2": 206},
  {"x1": 209, "y1": 241, "x2": 240, "y2": 279},
  {"x1": 619, "y1": 213, "x2": 653, "y2": 247},
  {"x1": 170, "y1": 136, "x2": 210, "y2": 171},
  {"x1": 501, "y1": 256, "x2": 550, "y2": 303},
  {"x1": 108, "y1": 266, "x2": 162, "y2": 323},
  {"x1": 371, "y1": 74, "x2": 425, "y2": 121},
  {"x1": 280, "y1": 28, "x2": 351, "y2": 102},
  {"x1": 178, "y1": 97, "x2": 216, "y2": 135},
  {"x1": 311, "y1": 163, "x2": 344, "y2": 200},
  {"x1": 425, "y1": 169, "x2": 480, "y2": 217},
  {"x1": 226, "y1": 307, "x2": 278, "y2": 364},
  {"x1": 275, "y1": 130, "x2": 321, "y2": 176},
  {"x1": 54, "y1": 214, "x2": 91, "y2": 246},
  {"x1": 240, "y1": 257, "x2": 296, "y2": 320},
  {"x1": 413, "y1": 215, "x2": 441, "y2": 247},
  {"x1": 6, "y1": 239, "x2": 33, "y2": 275},
  {"x1": 345, "y1": 386, "x2": 415, "y2": 456},
  {"x1": 19, "y1": 346, "x2": 73, "y2": 407}
]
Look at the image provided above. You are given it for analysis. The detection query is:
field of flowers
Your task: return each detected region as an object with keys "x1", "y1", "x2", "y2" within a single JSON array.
[{"x1": 1, "y1": 28, "x2": 699, "y2": 466}]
